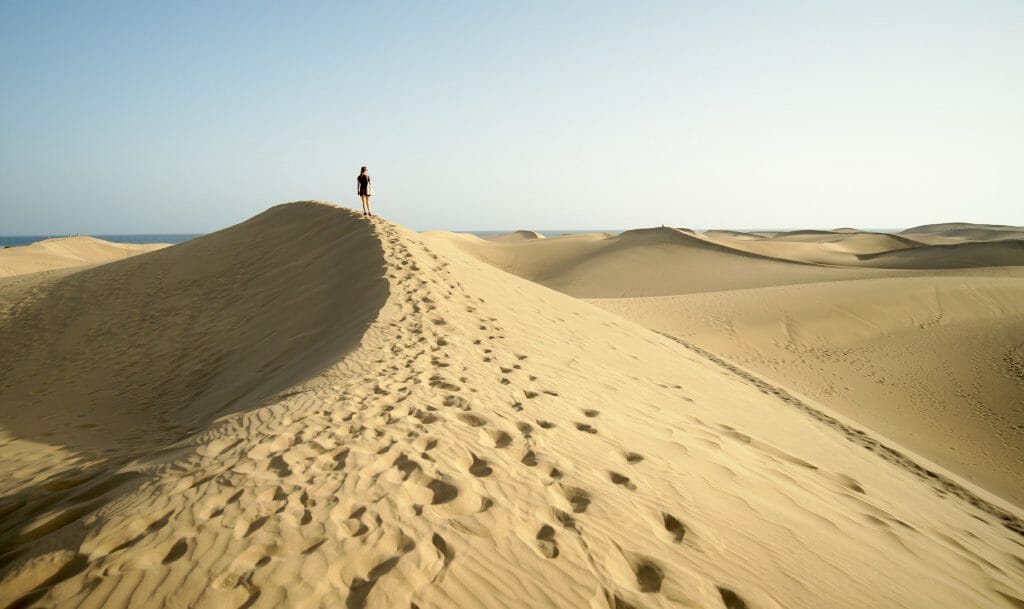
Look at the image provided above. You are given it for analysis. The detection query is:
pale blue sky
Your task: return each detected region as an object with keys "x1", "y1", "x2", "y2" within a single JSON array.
[{"x1": 1, "y1": 1, "x2": 1021, "y2": 234}]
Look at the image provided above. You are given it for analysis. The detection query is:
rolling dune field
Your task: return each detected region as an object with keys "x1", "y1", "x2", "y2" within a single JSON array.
[{"x1": 1, "y1": 203, "x2": 1022, "y2": 609}]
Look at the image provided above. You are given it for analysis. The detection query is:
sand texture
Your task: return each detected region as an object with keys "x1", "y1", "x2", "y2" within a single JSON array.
[
  {"x1": 436, "y1": 225, "x2": 1024, "y2": 508},
  {"x1": 1, "y1": 203, "x2": 1023, "y2": 609}
]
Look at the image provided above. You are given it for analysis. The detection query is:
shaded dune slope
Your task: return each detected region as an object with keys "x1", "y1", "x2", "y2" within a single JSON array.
[
  {"x1": 0, "y1": 202, "x2": 388, "y2": 458},
  {"x1": 856, "y1": 239, "x2": 1024, "y2": 268},
  {"x1": 1, "y1": 205, "x2": 1023, "y2": 609}
]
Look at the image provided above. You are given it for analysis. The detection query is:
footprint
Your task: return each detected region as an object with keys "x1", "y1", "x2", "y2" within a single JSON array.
[
  {"x1": 536, "y1": 525, "x2": 559, "y2": 558},
  {"x1": 575, "y1": 423, "x2": 598, "y2": 434},
  {"x1": 162, "y1": 538, "x2": 188, "y2": 564},
  {"x1": 609, "y1": 472, "x2": 636, "y2": 491},
  {"x1": 624, "y1": 452, "x2": 644, "y2": 464},
  {"x1": 583, "y1": 409, "x2": 599, "y2": 418},
  {"x1": 347, "y1": 556, "x2": 402, "y2": 609},
  {"x1": 488, "y1": 430, "x2": 512, "y2": 448},
  {"x1": 443, "y1": 395, "x2": 470, "y2": 410},
  {"x1": 394, "y1": 453, "x2": 421, "y2": 480},
  {"x1": 267, "y1": 455, "x2": 292, "y2": 477},
  {"x1": 542, "y1": 390, "x2": 559, "y2": 397},
  {"x1": 458, "y1": 413, "x2": 487, "y2": 427},
  {"x1": 521, "y1": 450, "x2": 538, "y2": 467},
  {"x1": 469, "y1": 454, "x2": 492, "y2": 477},
  {"x1": 524, "y1": 391, "x2": 539, "y2": 399},
  {"x1": 561, "y1": 486, "x2": 591, "y2": 513},
  {"x1": 718, "y1": 587, "x2": 749, "y2": 609},
  {"x1": 430, "y1": 376, "x2": 460, "y2": 392},
  {"x1": 662, "y1": 513, "x2": 685, "y2": 543},
  {"x1": 427, "y1": 479, "x2": 459, "y2": 505},
  {"x1": 634, "y1": 559, "x2": 663, "y2": 593},
  {"x1": 432, "y1": 533, "x2": 453, "y2": 567},
  {"x1": 244, "y1": 515, "x2": 269, "y2": 538},
  {"x1": 515, "y1": 422, "x2": 533, "y2": 436},
  {"x1": 413, "y1": 410, "x2": 438, "y2": 424},
  {"x1": 537, "y1": 419, "x2": 556, "y2": 429},
  {"x1": 553, "y1": 508, "x2": 578, "y2": 532},
  {"x1": 602, "y1": 591, "x2": 639, "y2": 609}
]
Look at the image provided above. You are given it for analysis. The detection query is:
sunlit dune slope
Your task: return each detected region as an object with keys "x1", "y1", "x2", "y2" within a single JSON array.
[
  {"x1": 1, "y1": 204, "x2": 1022, "y2": 609},
  {"x1": 428, "y1": 225, "x2": 1024, "y2": 506},
  {"x1": 484, "y1": 230, "x2": 546, "y2": 242},
  {"x1": 701, "y1": 230, "x2": 927, "y2": 265},
  {"x1": 0, "y1": 236, "x2": 167, "y2": 278},
  {"x1": 429, "y1": 226, "x2": 898, "y2": 297},
  {"x1": 592, "y1": 276, "x2": 1024, "y2": 507}
]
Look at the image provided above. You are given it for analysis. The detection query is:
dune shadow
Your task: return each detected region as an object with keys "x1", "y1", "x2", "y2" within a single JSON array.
[{"x1": 0, "y1": 202, "x2": 389, "y2": 459}]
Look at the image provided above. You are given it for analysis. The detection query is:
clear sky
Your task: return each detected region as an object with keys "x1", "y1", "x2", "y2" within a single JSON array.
[{"x1": 1, "y1": 1, "x2": 1021, "y2": 234}]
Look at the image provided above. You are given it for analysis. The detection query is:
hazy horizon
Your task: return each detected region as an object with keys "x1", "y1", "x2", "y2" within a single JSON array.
[{"x1": 2, "y1": 2, "x2": 1022, "y2": 234}]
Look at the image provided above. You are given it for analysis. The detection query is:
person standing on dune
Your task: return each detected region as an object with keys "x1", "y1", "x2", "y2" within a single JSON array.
[{"x1": 357, "y1": 166, "x2": 374, "y2": 218}]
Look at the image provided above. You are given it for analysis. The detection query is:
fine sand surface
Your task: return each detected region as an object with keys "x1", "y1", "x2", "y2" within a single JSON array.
[
  {"x1": 432, "y1": 225, "x2": 1024, "y2": 509},
  {"x1": 0, "y1": 237, "x2": 167, "y2": 278},
  {"x1": 1, "y1": 203, "x2": 1023, "y2": 609},
  {"x1": 593, "y1": 277, "x2": 1024, "y2": 507}
]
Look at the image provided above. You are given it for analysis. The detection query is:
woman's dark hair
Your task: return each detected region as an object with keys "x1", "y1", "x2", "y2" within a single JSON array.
[{"x1": 360, "y1": 166, "x2": 367, "y2": 173}]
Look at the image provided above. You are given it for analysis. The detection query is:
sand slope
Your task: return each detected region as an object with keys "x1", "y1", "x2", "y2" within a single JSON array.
[
  {"x1": 592, "y1": 276, "x2": 1024, "y2": 506},
  {"x1": 894, "y1": 224, "x2": 1024, "y2": 247},
  {"x1": 1, "y1": 203, "x2": 1023, "y2": 608},
  {"x1": 442, "y1": 225, "x2": 1024, "y2": 507},
  {"x1": 430, "y1": 227, "x2": 905, "y2": 297},
  {"x1": 0, "y1": 237, "x2": 166, "y2": 278},
  {"x1": 854, "y1": 240, "x2": 1024, "y2": 269},
  {"x1": 0, "y1": 201, "x2": 388, "y2": 461}
]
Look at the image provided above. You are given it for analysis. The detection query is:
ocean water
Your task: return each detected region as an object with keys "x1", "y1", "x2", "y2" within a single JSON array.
[{"x1": 0, "y1": 234, "x2": 202, "y2": 248}]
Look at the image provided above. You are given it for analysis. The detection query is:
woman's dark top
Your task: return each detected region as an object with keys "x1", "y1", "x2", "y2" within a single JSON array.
[{"x1": 357, "y1": 174, "x2": 371, "y2": 196}]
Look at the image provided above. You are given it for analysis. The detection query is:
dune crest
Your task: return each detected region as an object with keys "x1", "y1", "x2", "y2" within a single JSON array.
[{"x1": 1, "y1": 205, "x2": 1023, "y2": 609}]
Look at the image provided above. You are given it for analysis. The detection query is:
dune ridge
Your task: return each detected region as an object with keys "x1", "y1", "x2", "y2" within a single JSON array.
[{"x1": 1, "y1": 204, "x2": 1023, "y2": 608}]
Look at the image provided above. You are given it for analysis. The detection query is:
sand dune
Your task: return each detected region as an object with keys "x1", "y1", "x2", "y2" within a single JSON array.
[
  {"x1": 592, "y1": 276, "x2": 1024, "y2": 506},
  {"x1": 854, "y1": 239, "x2": 1024, "y2": 268},
  {"x1": 430, "y1": 227, "x2": 907, "y2": 297},
  {"x1": 1, "y1": 204, "x2": 1023, "y2": 609},
  {"x1": 0, "y1": 236, "x2": 167, "y2": 278},
  {"x1": 444, "y1": 222, "x2": 1024, "y2": 508},
  {"x1": 701, "y1": 231, "x2": 927, "y2": 266},
  {"x1": 901, "y1": 223, "x2": 1024, "y2": 245},
  {"x1": 484, "y1": 230, "x2": 546, "y2": 242},
  {"x1": 0, "y1": 202, "x2": 387, "y2": 458}
]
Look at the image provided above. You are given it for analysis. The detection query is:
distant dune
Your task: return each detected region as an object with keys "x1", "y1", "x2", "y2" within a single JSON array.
[
  {"x1": 430, "y1": 226, "x2": 903, "y2": 297},
  {"x1": 430, "y1": 221, "x2": 1024, "y2": 507},
  {"x1": 0, "y1": 236, "x2": 166, "y2": 277},
  {"x1": 484, "y1": 230, "x2": 546, "y2": 242},
  {"x1": 593, "y1": 276, "x2": 1024, "y2": 506},
  {"x1": 1, "y1": 207, "x2": 1022, "y2": 609}
]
